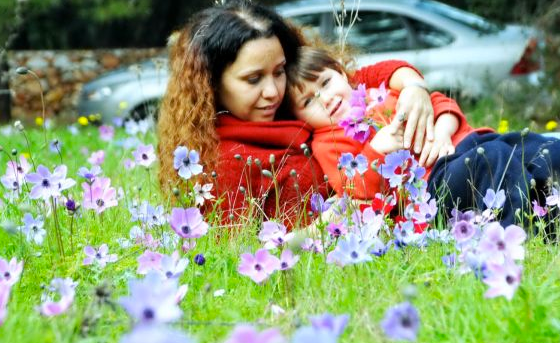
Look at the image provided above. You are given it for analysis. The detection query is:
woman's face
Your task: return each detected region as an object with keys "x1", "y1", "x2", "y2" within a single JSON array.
[{"x1": 218, "y1": 36, "x2": 286, "y2": 122}]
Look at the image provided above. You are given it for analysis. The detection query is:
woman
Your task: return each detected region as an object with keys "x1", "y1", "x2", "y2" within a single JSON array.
[{"x1": 157, "y1": 0, "x2": 434, "y2": 227}]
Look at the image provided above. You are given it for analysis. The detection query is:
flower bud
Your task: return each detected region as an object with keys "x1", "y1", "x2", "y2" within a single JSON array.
[
  {"x1": 246, "y1": 156, "x2": 252, "y2": 166},
  {"x1": 303, "y1": 148, "x2": 311, "y2": 157},
  {"x1": 172, "y1": 187, "x2": 180, "y2": 197},
  {"x1": 290, "y1": 169, "x2": 297, "y2": 177},
  {"x1": 521, "y1": 127, "x2": 530, "y2": 137},
  {"x1": 11, "y1": 149, "x2": 17, "y2": 156},
  {"x1": 13, "y1": 120, "x2": 24, "y2": 131},
  {"x1": 464, "y1": 157, "x2": 470, "y2": 165},
  {"x1": 476, "y1": 147, "x2": 485, "y2": 155},
  {"x1": 228, "y1": 214, "x2": 235, "y2": 221},
  {"x1": 211, "y1": 171, "x2": 217, "y2": 178},
  {"x1": 262, "y1": 169, "x2": 272, "y2": 178},
  {"x1": 194, "y1": 253, "x2": 206, "y2": 266},
  {"x1": 323, "y1": 174, "x2": 329, "y2": 182},
  {"x1": 254, "y1": 158, "x2": 261, "y2": 167},
  {"x1": 239, "y1": 186, "x2": 246, "y2": 194},
  {"x1": 542, "y1": 148, "x2": 549, "y2": 156},
  {"x1": 15, "y1": 66, "x2": 29, "y2": 75},
  {"x1": 530, "y1": 178, "x2": 536, "y2": 188},
  {"x1": 234, "y1": 154, "x2": 241, "y2": 160},
  {"x1": 300, "y1": 143, "x2": 308, "y2": 150},
  {"x1": 269, "y1": 154, "x2": 276, "y2": 164}
]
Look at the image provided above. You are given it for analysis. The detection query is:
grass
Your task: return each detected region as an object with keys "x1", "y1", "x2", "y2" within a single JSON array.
[{"x1": 0, "y1": 114, "x2": 560, "y2": 343}]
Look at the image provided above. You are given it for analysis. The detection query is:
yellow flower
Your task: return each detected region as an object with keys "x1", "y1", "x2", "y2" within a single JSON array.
[
  {"x1": 119, "y1": 101, "x2": 128, "y2": 109},
  {"x1": 35, "y1": 117, "x2": 44, "y2": 126},
  {"x1": 545, "y1": 120, "x2": 558, "y2": 131},
  {"x1": 21, "y1": 152, "x2": 30, "y2": 159},
  {"x1": 78, "y1": 116, "x2": 89, "y2": 126},
  {"x1": 497, "y1": 119, "x2": 509, "y2": 134}
]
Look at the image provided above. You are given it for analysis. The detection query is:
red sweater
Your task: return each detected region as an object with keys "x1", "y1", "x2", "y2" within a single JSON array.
[
  {"x1": 312, "y1": 65, "x2": 494, "y2": 199},
  {"x1": 213, "y1": 60, "x2": 424, "y2": 226}
]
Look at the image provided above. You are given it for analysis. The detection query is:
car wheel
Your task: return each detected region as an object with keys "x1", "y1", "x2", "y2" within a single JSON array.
[{"x1": 129, "y1": 100, "x2": 160, "y2": 122}]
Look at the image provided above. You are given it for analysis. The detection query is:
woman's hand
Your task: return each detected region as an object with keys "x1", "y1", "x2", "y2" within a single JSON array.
[
  {"x1": 389, "y1": 85, "x2": 435, "y2": 154},
  {"x1": 370, "y1": 124, "x2": 405, "y2": 155}
]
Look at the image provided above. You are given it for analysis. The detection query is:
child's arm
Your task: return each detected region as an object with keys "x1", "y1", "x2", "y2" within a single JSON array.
[{"x1": 418, "y1": 113, "x2": 458, "y2": 167}]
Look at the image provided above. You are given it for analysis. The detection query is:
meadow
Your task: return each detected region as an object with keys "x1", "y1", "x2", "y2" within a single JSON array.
[{"x1": 0, "y1": 109, "x2": 560, "y2": 343}]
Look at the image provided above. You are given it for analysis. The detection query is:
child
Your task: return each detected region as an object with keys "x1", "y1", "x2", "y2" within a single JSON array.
[{"x1": 287, "y1": 47, "x2": 560, "y2": 227}]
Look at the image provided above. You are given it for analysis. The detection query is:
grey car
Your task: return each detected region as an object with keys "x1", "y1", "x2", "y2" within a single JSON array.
[{"x1": 77, "y1": 0, "x2": 543, "y2": 122}]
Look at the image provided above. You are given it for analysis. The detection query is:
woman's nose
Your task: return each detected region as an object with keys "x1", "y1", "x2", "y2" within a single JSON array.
[{"x1": 262, "y1": 78, "x2": 280, "y2": 99}]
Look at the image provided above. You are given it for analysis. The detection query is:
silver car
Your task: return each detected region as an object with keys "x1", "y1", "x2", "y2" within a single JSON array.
[{"x1": 77, "y1": 0, "x2": 543, "y2": 122}]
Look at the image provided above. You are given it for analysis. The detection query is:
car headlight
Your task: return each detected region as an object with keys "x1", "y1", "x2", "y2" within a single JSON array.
[{"x1": 86, "y1": 86, "x2": 112, "y2": 101}]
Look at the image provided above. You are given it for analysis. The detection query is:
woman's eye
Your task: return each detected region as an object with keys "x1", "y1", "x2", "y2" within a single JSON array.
[
  {"x1": 321, "y1": 78, "x2": 330, "y2": 87},
  {"x1": 247, "y1": 76, "x2": 261, "y2": 85},
  {"x1": 274, "y1": 68, "x2": 285, "y2": 77}
]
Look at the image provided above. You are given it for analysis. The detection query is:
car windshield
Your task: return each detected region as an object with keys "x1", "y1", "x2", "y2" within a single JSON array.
[{"x1": 416, "y1": 0, "x2": 501, "y2": 34}]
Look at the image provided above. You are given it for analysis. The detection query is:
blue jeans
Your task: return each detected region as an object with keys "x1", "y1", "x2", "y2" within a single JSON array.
[{"x1": 428, "y1": 132, "x2": 560, "y2": 227}]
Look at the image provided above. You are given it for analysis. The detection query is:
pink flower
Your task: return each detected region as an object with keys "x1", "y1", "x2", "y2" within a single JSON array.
[
  {"x1": 238, "y1": 249, "x2": 280, "y2": 284},
  {"x1": 225, "y1": 325, "x2": 285, "y2": 343},
  {"x1": 98, "y1": 125, "x2": 115, "y2": 141},
  {"x1": 483, "y1": 258, "x2": 523, "y2": 300},
  {"x1": 532, "y1": 200, "x2": 547, "y2": 217},
  {"x1": 137, "y1": 250, "x2": 164, "y2": 274},
  {"x1": 0, "y1": 283, "x2": 10, "y2": 326},
  {"x1": 0, "y1": 257, "x2": 23, "y2": 287},
  {"x1": 83, "y1": 244, "x2": 118, "y2": 268},
  {"x1": 123, "y1": 158, "x2": 136, "y2": 170},
  {"x1": 279, "y1": 249, "x2": 299, "y2": 271},
  {"x1": 38, "y1": 277, "x2": 77, "y2": 316},
  {"x1": 87, "y1": 150, "x2": 105, "y2": 166},
  {"x1": 479, "y1": 222, "x2": 526, "y2": 264},
  {"x1": 82, "y1": 177, "x2": 118, "y2": 214},
  {"x1": 133, "y1": 143, "x2": 156, "y2": 168},
  {"x1": 258, "y1": 221, "x2": 294, "y2": 249},
  {"x1": 169, "y1": 207, "x2": 209, "y2": 239}
]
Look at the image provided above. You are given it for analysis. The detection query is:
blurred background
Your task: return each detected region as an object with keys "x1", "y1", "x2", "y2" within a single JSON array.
[{"x1": 0, "y1": 0, "x2": 558, "y2": 131}]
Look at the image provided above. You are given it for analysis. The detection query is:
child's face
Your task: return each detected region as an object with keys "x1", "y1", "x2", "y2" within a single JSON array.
[{"x1": 290, "y1": 68, "x2": 353, "y2": 129}]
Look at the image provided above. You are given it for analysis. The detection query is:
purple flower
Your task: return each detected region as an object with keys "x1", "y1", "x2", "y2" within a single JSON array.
[
  {"x1": 279, "y1": 249, "x2": 299, "y2": 270},
  {"x1": 411, "y1": 198, "x2": 438, "y2": 224},
  {"x1": 83, "y1": 244, "x2": 118, "y2": 268},
  {"x1": 130, "y1": 201, "x2": 167, "y2": 227},
  {"x1": 441, "y1": 253, "x2": 456, "y2": 269},
  {"x1": 449, "y1": 209, "x2": 476, "y2": 226},
  {"x1": 0, "y1": 257, "x2": 23, "y2": 287},
  {"x1": 238, "y1": 249, "x2": 280, "y2": 284},
  {"x1": 133, "y1": 143, "x2": 156, "y2": 168},
  {"x1": 310, "y1": 192, "x2": 331, "y2": 214},
  {"x1": 483, "y1": 188, "x2": 506, "y2": 210},
  {"x1": 370, "y1": 237, "x2": 389, "y2": 257},
  {"x1": 194, "y1": 253, "x2": 206, "y2": 266},
  {"x1": 338, "y1": 103, "x2": 371, "y2": 143},
  {"x1": 123, "y1": 158, "x2": 136, "y2": 170},
  {"x1": 309, "y1": 313, "x2": 349, "y2": 337},
  {"x1": 137, "y1": 250, "x2": 164, "y2": 274},
  {"x1": 19, "y1": 213, "x2": 46, "y2": 245},
  {"x1": 98, "y1": 125, "x2": 115, "y2": 141},
  {"x1": 1, "y1": 156, "x2": 30, "y2": 196},
  {"x1": 173, "y1": 147, "x2": 203, "y2": 180},
  {"x1": 49, "y1": 139, "x2": 62, "y2": 153},
  {"x1": 546, "y1": 187, "x2": 560, "y2": 207},
  {"x1": 379, "y1": 150, "x2": 416, "y2": 188},
  {"x1": 26, "y1": 165, "x2": 76, "y2": 200},
  {"x1": 119, "y1": 272, "x2": 182, "y2": 324},
  {"x1": 339, "y1": 152, "x2": 368, "y2": 178},
  {"x1": 77, "y1": 165, "x2": 102, "y2": 182},
  {"x1": 483, "y1": 258, "x2": 523, "y2": 300},
  {"x1": 326, "y1": 222, "x2": 347, "y2": 238},
  {"x1": 478, "y1": 223, "x2": 526, "y2": 264},
  {"x1": 451, "y1": 220, "x2": 478, "y2": 243},
  {"x1": 224, "y1": 325, "x2": 285, "y2": 343},
  {"x1": 258, "y1": 221, "x2": 294, "y2": 249},
  {"x1": 381, "y1": 302, "x2": 420, "y2": 341},
  {"x1": 292, "y1": 326, "x2": 337, "y2": 343},
  {"x1": 82, "y1": 177, "x2": 118, "y2": 214},
  {"x1": 87, "y1": 150, "x2": 105, "y2": 166},
  {"x1": 120, "y1": 325, "x2": 194, "y2": 343},
  {"x1": 532, "y1": 200, "x2": 547, "y2": 217},
  {"x1": 301, "y1": 238, "x2": 324, "y2": 254},
  {"x1": 327, "y1": 233, "x2": 373, "y2": 267},
  {"x1": 38, "y1": 277, "x2": 77, "y2": 317},
  {"x1": 159, "y1": 251, "x2": 188, "y2": 279},
  {"x1": 0, "y1": 282, "x2": 10, "y2": 325},
  {"x1": 169, "y1": 207, "x2": 209, "y2": 239}
]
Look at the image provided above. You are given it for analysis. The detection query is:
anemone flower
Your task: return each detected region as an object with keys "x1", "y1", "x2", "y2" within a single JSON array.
[
  {"x1": 0, "y1": 257, "x2": 23, "y2": 287},
  {"x1": 339, "y1": 152, "x2": 368, "y2": 178},
  {"x1": 169, "y1": 207, "x2": 209, "y2": 239},
  {"x1": 326, "y1": 232, "x2": 373, "y2": 267},
  {"x1": 224, "y1": 325, "x2": 285, "y2": 343},
  {"x1": 381, "y1": 301, "x2": 420, "y2": 341},
  {"x1": 238, "y1": 249, "x2": 280, "y2": 284},
  {"x1": 483, "y1": 258, "x2": 523, "y2": 300},
  {"x1": 478, "y1": 222, "x2": 526, "y2": 264},
  {"x1": 83, "y1": 244, "x2": 118, "y2": 268},
  {"x1": 173, "y1": 147, "x2": 203, "y2": 180},
  {"x1": 133, "y1": 143, "x2": 157, "y2": 168}
]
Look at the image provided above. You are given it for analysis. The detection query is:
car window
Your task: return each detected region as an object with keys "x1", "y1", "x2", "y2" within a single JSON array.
[
  {"x1": 416, "y1": 0, "x2": 500, "y2": 34},
  {"x1": 407, "y1": 18, "x2": 454, "y2": 48},
  {"x1": 289, "y1": 13, "x2": 324, "y2": 41},
  {"x1": 334, "y1": 11, "x2": 410, "y2": 53}
]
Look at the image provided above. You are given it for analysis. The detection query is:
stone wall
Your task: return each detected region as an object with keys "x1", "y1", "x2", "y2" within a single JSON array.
[{"x1": 6, "y1": 48, "x2": 166, "y2": 121}]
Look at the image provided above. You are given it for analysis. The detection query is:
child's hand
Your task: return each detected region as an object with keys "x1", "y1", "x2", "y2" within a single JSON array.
[
  {"x1": 370, "y1": 124, "x2": 405, "y2": 154},
  {"x1": 418, "y1": 134, "x2": 455, "y2": 167}
]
